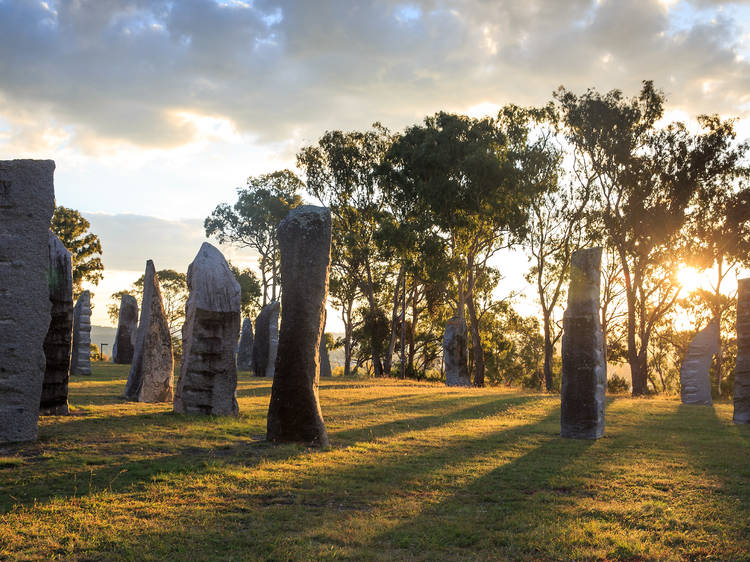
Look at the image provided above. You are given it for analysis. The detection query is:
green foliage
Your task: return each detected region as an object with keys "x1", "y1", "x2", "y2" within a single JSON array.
[
  {"x1": 205, "y1": 170, "x2": 303, "y2": 304},
  {"x1": 607, "y1": 374, "x2": 631, "y2": 394},
  {"x1": 229, "y1": 263, "x2": 262, "y2": 318},
  {"x1": 50, "y1": 206, "x2": 103, "y2": 299},
  {"x1": 89, "y1": 343, "x2": 100, "y2": 361}
]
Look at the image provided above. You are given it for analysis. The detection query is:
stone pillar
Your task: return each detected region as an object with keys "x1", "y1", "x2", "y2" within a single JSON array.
[
  {"x1": 561, "y1": 247, "x2": 606, "y2": 439},
  {"x1": 0, "y1": 160, "x2": 55, "y2": 443},
  {"x1": 41, "y1": 232, "x2": 73, "y2": 415},
  {"x1": 318, "y1": 309, "x2": 332, "y2": 378},
  {"x1": 124, "y1": 260, "x2": 173, "y2": 402},
  {"x1": 174, "y1": 243, "x2": 241, "y2": 416},
  {"x1": 237, "y1": 318, "x2": 254, "y2": 372},
  {"x1": 267, "y1": 206, "x2": 330, "y2": 446},
  {"x1": 443, "y1": 316, "x2": 470, "y2": 387},
  {"x1": 112, "y1": 294, "x2": 138, "y2": 364},
  {"x1": 680, "y1": 318, "x2": 719, "y2": 406},
  {"x1": 734, "y1": 278, "x2": 750, "y2": 424},
  {"x1": 71, "y1": 290, "x2": 92, "y2": 376},
  {"x1": 252, "y1": 301, "x2": 280, "y2": 378}
]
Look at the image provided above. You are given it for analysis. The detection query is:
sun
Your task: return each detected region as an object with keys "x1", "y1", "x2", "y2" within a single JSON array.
[{"x1": 677, "y1": 265, "x2": 703, "y2": 294}]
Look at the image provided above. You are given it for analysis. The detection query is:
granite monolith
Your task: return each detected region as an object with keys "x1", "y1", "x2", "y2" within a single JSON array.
[
  {"x1": 0, "y1": 160, "x2": 55, "y2": 443},
  {"x1": 41, "y1": 232, "x2": 73, "y2": 415},
  {"x1": 112, "y1": 294, "x2": 138, "y2": 364},
  {"x1": 174, "y1": 243, "x2": 241, "y2": 416},
  {"x1": 267, "y1": 206, "x2": 330, "y2": 446},
  {"x1": 734, "y1": 278, "x2": 750, "y2": 424},
  {"x1": 443, "y1": 316, "x2": 470, "y2": 387},
  {"x1": 70, "y1": 291, "x2": 92, "y2": 376},
  {"x1": 124, "y1": 261, "x2": 173, "y2": 402},
  {"x1": 237, "y1": 318, "x2": 254, "y2": 372},
  {"x1": 253, "y1": 301, "x2": 279, "y2": 378},
  {"x1": 680, "y1": 318, "x2": 719, "y2": 406},
  {"x1": 561, "y1": 247, "x2": 606, "y2": 439}
]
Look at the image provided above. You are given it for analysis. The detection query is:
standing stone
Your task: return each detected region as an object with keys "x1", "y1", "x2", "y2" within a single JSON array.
[
  {"x1": 318, "y1": 309, "x2": 332, "y2": 378},
  {"x1": 0, "y1": 160, "x2": 55, "y2": 443},
  {"x1": 734, "y1": 278, "x2": 750, "y2": 424},
  {"x1": 237, "y1": 318, "x2": 254, "y2": 372},
  {"x1": 443, "y1": 316, "x2": 470, "y2": 387},
  {"x1": 112, "y1": 294, "x2": 138, "y2": 364},
  {"x1": 253, "y1": 301, "x2": 280, "y2": 378},
  {"x1": 561, "y1": 247, "x2": 606, "y2": 439},
  {"x1": 679, "y1": 318, "x2": 719, "y2": 406},
  {"x1": 174, "y1": 243, "x2": 241, "y2": 416},
  {"x1": 41, "y1": 232, "x2": 73, "y2": 415},
  {"x1": 70, "y1": 291, "x2": 92, "y2": 376},
  {"x1": 124, "y1": 260, "x2": 173, "y2": 402},
  {"x1": 267, "y1": 206, "x2": 330, "y2": 446}
]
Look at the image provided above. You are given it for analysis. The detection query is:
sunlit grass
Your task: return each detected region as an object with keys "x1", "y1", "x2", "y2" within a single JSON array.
[{"x1": 0, "y1": 364, "x2": 748, "y2": 560}]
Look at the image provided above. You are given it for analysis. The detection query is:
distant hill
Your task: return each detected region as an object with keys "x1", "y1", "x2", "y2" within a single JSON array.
[{"x1": 91, "y1": 325, "x2": 117, "y2": 356}]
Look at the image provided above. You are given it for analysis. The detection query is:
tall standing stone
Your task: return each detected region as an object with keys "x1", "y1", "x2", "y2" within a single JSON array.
[
  {"x1": 237, "y1": 318, "x2": 254, "y2": 372},
  {"x1": 174, "y1": 243, "x2": 241, "y2": 416},
  {"x1": 70, "y1": 291, "x2": 92, "y2": 376},
  {"x1": 124, "y1": 260, "x2": 173, "y2": 402},
  {"x1": 679, "y1": 318, "x2": 719, "y2": 406},
  {"x1": 112, "y1": 294, "x2": 138, "y2": 364},
  {"x1": 41, "y1": 232, "x2": 73, "y2": 415},
  {"x1": 443, "y1": 316, "x2": 470, "y2": 387},
  {"x1": 267, "y1": 206, "x2": 330, "y2": 446},
  {"x1": 0, "y1": 160, "x2": 55, "y2": 443},
  {"x1": 734, "y1": 278, "x2": 750, "y2": 424},
  {"x1": 561, "y1": 247, "x2": 606, "y2": 439},
  {"x1": 318, "y1": 309, "x2": 332, "y2": 378},
  {"x1": 253, "y1": 301, "x2": 280, "y2": 378}
]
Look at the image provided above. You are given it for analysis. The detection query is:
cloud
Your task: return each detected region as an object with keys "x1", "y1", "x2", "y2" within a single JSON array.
[{"x1": 1, "y1": 0, "x2": 749, "y2": 155}]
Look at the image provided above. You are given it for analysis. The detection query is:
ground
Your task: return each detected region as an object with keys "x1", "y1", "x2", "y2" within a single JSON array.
[{"x1": 0, "y1": 365, "x2": 748, "y2": 561}]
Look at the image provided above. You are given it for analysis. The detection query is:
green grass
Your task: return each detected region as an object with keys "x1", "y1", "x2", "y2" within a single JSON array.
[{"x1": 0, "y1": 364, "x2": 748, "y2": 560}]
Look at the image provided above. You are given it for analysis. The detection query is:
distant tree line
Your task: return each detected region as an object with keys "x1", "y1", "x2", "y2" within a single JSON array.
[{"x1": 206, "y1": 80, "x2": 748, "y2": 396}]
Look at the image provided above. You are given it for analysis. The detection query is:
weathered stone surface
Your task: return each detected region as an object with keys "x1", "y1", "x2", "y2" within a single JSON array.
[
  {"x1": 0, "y1": 160, "x2": 55, "y2": 443},
  {"x1": 112, "y1": 294, "x2": 138, "y2": 364},
  {"x1": 174, "y1": 243, "x2": 241, "y2": 416},
  {"x1": 237, "y1": 318, "x2": 254, "y2": 372},
  {"x1": 71, "y1": 291, "x2": 92, "y2": 376},
  {"x1": 41, "y1": 232, "x2": 73, "y2": 415},
  {"x1": 680, "y1": 318, "x2": 719, "y2": 406},
  {"x1": 253, "y1": 302, "x2": 280, "y2": 378},
  {"x1": 267, "y1": 205, "x2": 330, "y2": 446},
  {"x1": 561, "y1": 247, "x2": 606, "y2": 439},
  {"x1": 319, "y1": 336, "x2": 332, "y2": 378},
  {"x1": 734, "y1": 278, "x2": 750, "y2": 424},
  {"x1": 124, "y1": 260, "x2": 173, "y2": 402},
  {"x1": 443, "y1": 316, "x2": 470, "y2": 387}
]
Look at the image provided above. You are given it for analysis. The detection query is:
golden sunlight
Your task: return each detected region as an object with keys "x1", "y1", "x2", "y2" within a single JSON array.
[{"x1": 677, "y1": 264, "x2": 704, "y2": 294}]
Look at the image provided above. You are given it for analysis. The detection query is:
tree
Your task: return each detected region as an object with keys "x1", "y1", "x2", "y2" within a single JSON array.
[
  {"x1": 229, "y1": 263, "x2": 262, "y2": 319},
  {"x1": 204, "y1": 170, "x2": 303, "y2": 305},
  {"x1": 382, "y1": 110, "x2": 540, "y2": 386},
  {"x1": 50, "y1": 206, "x2": 103, "y2": 299},
  {"x1": 107, "y1": 290, "x2": 134, "y2": 324},
  {"x1": 556, "y1": 81, "x2": 746, "y2": 395}
]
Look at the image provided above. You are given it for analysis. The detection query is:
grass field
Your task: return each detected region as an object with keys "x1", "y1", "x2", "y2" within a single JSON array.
[{"x1": 0, "y1": 364, "x2": 748, "y2": 560}]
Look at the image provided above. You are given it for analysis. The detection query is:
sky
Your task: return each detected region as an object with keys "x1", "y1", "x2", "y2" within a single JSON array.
[{"x1": 2, "y1": 0, "x2": 750, "y2": 328}]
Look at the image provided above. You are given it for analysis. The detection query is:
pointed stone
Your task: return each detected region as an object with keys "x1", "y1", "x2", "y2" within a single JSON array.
[
  {"x1": 680, "y1": 318, "x2": 719, "y2": 406},
  {"x1": 734, "y1": 278, "x2": 750, "y2": 424},
  {"x1": 443, "y1": 316, "x2": 470, "y2": 387},
  {"x1": 253, "y1": 302, "x2": 280, "y2": 378},
  {"x1": 124, "y1": 261, "x2": 173, "y2": 402},
  {"x1": 41, "y1": 232, "x2": 73, "y2": 415},
  {"x1": 237, "y1": 318, "x2": 254, "y2": 372},
  {"x1": 267, "y1": 205, "x2": 330, "y2": 446},
  {"x1": 0, "y1": 160, "x2": 55, "y2": 443},
  {"x1": 174, "y1": 243, "x2": 241, "y2": 416},
  {"x1": 71, "y1": 291, "x2": 92, "y2": 376},
  {"x1": 112, "y1": 294, "x2": 138, "y2": 364},
  {"x1": 319, "y1": 335, "x2": 332, "y2": 378},
  {"x1": 561, "y1": 247, "x2": 606, "y2": 439}
]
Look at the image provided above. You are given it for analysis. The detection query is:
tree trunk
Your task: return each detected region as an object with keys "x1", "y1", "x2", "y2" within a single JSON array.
[
  {"x1": 467, "y1": 295, "x2": 485, "y2": 387},
  {"x1": 363, "y1": 260, "x2": 383, "y2": 377},
  {"x1": 383, "y1": 265, "x2": 404, "y2": 376},
  {"x1": 407, "y1": 285, "x2": 417, "y2": 372},
  {"x1": 343, "y1": 299, "x2": 353, "y2": 377},
  {"x1": 543, "y1": 313, "x2": 554, "y2": 391},
  {"x1": 400, "y1": 273, "x2": 406, "y2": 379}
]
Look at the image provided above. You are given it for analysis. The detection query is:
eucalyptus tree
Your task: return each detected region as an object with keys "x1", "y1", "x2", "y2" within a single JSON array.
[
  {"x1": 297, "y1": 124, "x2": 395, "y2": 377},
  {"x1": 556, "y1": 81, "x2": 747, "y2": 395},
  {"x1": 204, "y1": 170, "x2": 303, "y2": 306},
  {"x1": 50, "y1": 206, "x2": 103, "y2": 299},
  {"x1": 382, "y1": 110, "x2": 541, "y2": 386}
]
